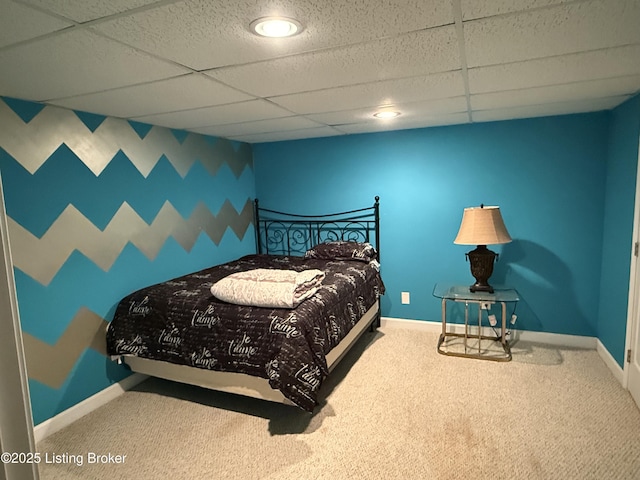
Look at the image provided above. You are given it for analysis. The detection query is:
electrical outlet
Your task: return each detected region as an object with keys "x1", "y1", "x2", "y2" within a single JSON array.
[
  {"x1": 481, "y1": 302, "x2": 491, "y2": 310},
  {"x1": 401, "y1": 292, "x2": 410, "y2": 304}
]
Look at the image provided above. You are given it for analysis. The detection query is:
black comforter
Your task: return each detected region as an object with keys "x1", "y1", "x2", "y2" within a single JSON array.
[{"x1": 106, "y1": 254, "x2": 384, "y2": 411}]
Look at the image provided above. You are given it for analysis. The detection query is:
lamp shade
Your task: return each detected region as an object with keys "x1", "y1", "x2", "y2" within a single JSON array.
[{"x1": 454, "y1": 206, "x2": 512, "y2": 245}]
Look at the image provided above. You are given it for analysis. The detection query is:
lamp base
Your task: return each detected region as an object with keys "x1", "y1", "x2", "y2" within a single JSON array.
[
  {"x1": 470, "y1": 282, "x2": 494, "y2": 294},
  {"x1": 466, "y1": 245, "x2": 498, "y2": 294}
]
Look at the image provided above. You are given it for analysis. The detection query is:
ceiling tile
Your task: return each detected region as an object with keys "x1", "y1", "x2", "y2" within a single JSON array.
[
  {"x1": 189, "y1": 116, "x2": 324, "y2": 137},
  {"x1": 333, "y1": 112, "x2": 471, "y2": 134},
  {"x1": 93, "y1": 0, "x2": 454, "y2": 70},
  {"x1": 305, "y1": 97, "x2": 468, "y2": 125},
  {"x1": 133, "y1": 99, "x2": 293, "y2": 129},
  {"x1": 471, "y1": 76, "x2": 640, "y2": 111},
  {"x1": 48, "y1": 73, "x2": 254, "y2": 118},
  {"x1": 464, "y1": 0, "x2": 640, "y2": 67},
  {"x1": 0, "y1": 1, "x2": 72, "y2": 48},
  {"x1": 205, "y1": 26, "x2": 460, "y2": 97},
  {"x1": 269, "y1": 72, "x2": 466, "y2": 115},
  {"x1": 0, "y1": 0, "x2": 637, "y2": 143},
  {"x1": 229, "y1": 126, "x2": 344, "y2": 143},
  {"x1": 468, "y1": 45, "x2": 640, "y2": 94},
  {"x1": 460, "y1": 0, "x2": 574, "y2": 21},
  {"x1": 471, "y1": 96, "x2": 630, "y2": 122},
  {"x1": 17, "y1": 0, "x2": 165, "y2": 23},
  {"x1": 0, "y1": 28, "x2": 188, "y2": 101}
]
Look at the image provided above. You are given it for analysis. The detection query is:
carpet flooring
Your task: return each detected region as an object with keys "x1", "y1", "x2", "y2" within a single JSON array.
[{"x1": 37, "y1": 326, "x2": 640, "y2": 479}]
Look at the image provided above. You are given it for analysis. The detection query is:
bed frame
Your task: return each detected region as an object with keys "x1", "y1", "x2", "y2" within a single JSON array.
[{"x1": 125, "y1": 197, "x2": 381, "y2": 408}]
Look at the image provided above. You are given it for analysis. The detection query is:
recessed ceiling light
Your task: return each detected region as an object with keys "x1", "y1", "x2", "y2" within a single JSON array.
[
  {"x1": 250, "y1": 16, "x2": 303, "y2": 38},
  {"x1": 373, "y1": 110, "x2": 401, "y2": 119}
]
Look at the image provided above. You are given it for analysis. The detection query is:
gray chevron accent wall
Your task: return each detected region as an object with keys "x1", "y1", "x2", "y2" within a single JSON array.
[
  {"x1": 0, "y1": 96, "x2": 256, "y2": 425},
  {"x1": 9, "y1": 199, "x2": 253, "y2": 286},
  {"x1": 0, "y1": 100, "x2": 252, "y2": 177}
]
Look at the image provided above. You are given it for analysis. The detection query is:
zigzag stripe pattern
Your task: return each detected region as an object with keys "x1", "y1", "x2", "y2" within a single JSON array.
[
  {"x1": 0, "y1": 139, "x2": 255, "y2": 237},
  {"x1": 22, "y1": 308, "x2": 109, "y2": 389},
  {"x1": 10, "y1": 198, "x2": 254, "y2": 286},
  {"x1": 0, "y1": 99, "x2": 252, "y2": 177}
]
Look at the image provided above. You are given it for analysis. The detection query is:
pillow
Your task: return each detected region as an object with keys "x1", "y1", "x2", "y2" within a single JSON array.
[{"x1": 304, "y1": 241, "x2": 377, "y2": 262}]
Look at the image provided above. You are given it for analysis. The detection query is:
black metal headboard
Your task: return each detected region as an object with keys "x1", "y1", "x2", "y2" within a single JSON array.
[{"x1": 254, "y1": 196, "x2": 380, "y2": 259}]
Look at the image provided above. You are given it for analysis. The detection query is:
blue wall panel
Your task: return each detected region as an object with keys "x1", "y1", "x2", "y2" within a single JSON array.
[
  {"x1": 254, "y1": 113, "x2": 610, "y2": 337},
  {"x1": 599, "y1": 95, "x2": 640, "y2": 365}
]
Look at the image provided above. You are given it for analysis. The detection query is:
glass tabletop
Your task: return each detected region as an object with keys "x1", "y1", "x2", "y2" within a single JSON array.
[{"x1": 433, "y1": 283, "x2": 519, "y2": 302}]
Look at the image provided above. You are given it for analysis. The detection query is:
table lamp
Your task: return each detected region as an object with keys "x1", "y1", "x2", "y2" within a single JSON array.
[{"x1": 454, "y1": 204, "x2": 512, "y2": 293}]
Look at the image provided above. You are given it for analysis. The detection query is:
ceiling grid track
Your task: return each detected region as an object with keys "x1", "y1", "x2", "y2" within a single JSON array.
[{"x1": 452, "y1": 0, "x2": 472, "y2": 123}]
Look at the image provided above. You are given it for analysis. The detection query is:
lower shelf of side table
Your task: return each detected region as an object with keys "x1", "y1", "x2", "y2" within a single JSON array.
[{"x1": 437, "y1": 331, "x2": 512, "y2": 362}]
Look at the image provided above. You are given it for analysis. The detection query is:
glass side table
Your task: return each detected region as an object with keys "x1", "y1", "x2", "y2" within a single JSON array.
[{"x1": 432, "y1": 283, "x2": 519, "y2": 362}]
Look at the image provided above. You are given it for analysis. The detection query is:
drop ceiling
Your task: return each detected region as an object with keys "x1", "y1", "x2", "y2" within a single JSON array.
[{"x1": 1, "y1": 0, "x2": 639, "y2": 144}]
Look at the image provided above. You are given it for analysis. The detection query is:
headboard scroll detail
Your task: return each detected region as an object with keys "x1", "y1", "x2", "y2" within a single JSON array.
[{"x1": 254, "y1": 197, "x2": 380, "y2": 259}]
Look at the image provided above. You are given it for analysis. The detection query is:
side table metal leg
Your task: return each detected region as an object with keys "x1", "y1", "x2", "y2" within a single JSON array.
[
  {"x1": 478, "y1": 302, "x2": 482, "y2": 355},
  {"x1": 442, "y1": 298, "x2": 446, "y2": 336},
  {"x1": 437, "y1": 297, "x2": 447, "y2": 355},
  {"x1": 501, "y1": 302, "x2": 506, "y2": 345},
  {"x1": 464, "y1": 301, "x2": 468, "y2": 354}
]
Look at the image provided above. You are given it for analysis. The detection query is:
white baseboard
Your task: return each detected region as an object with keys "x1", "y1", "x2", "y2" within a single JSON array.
[
  {"x1": 34, "y1": 373, "x2": 148, "y2": 443},
  {"x1": 596, "y1": 339, "x2": 624, "y2": 384},
  {"x1": 511, "y1": 329, "x2": 596, "y2": 349},
  {"x1": 381, "y1": 316, "x2": 597, "y2": 349},
  {"x1": 380, "y1": 317, "x2": 443, "y2": 333}
]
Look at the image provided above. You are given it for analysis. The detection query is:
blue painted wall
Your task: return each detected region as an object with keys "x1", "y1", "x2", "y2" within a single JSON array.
[
  {"x1": 0, "y1": 97, "x2": 256, "y2": 425},
  {"x1": 254, "y1": 113, "x2": 610, "y2": 338},
  {"x1": 599, "y1": 95, "x2": 640, "y2": 366}
]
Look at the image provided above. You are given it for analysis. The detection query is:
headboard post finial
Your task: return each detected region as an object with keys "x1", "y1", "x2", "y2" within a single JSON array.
[
  {"x1": 253, "y1": 198, "x2": 263, "y2": 254},
  {"x1": 374, "y1": 196, "x2": 380, "y2": 261}
]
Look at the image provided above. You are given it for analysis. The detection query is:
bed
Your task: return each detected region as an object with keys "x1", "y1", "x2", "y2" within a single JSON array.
[{"x1": 106, "y1": 197, "x2": 383, "y2": 411}]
